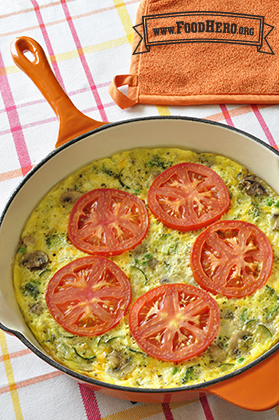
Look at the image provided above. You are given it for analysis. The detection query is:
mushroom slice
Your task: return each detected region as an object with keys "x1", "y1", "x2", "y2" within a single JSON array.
[
  {"x1": 239, "y1": 175, "x2": 266, "y2": 196},
  {"x1": 160, "y1": 276, "x2": 171, "y2": 284},
  {"x1": 148, "y1": 257, "x2": 159, "y2": 270},
  {"x1": 29, "y1": 302, "x2": 44, "y2": 315},
  {"x1": 228, "y1": 330, "x2": 253, "y2": 358},
  {"x1": 208, "y1": 344, "x2": 227, "y2": 364},
  {"x1": 272, "y1": 214, "x2": 279, "y2": 231},
  {"x1": 133, "y1": 243, "x2": 148, "y2": 257},
  {"x1": 21, "y1": 251, "x2": 49, "y2": 270},
  {"x1": 106, "y1": 349, "x2": 134, "y2": 378},
  {"x1": 224, "y1": 311, "x2": 234, "y2": 320},
  {"x1": 60, "y1": 190, "x2": 83, "y2": 205},
  {"x1": 22, "y1": 235, "x2": 36, "y2": 247},
  {"x1": 148, "y1": 171, "x2": 161, "y2": 184}
]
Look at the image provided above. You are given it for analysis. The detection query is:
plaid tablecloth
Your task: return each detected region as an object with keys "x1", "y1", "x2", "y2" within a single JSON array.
[{"x1": 1, "y1": 1, "x2": 279, "y2": 419}]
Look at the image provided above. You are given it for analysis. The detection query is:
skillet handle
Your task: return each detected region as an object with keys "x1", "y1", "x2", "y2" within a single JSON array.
[
  {"x1": 206, "y1": 349, "x2": 279, "y2": 411},
  {"x1": 10, "y1": 36, "x2": 107, "y2": 148}
]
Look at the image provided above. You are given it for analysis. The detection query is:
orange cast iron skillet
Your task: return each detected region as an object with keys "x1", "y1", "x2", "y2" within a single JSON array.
[{"x1": 2, "y1": 36, "x2": 279, "y2": 411}]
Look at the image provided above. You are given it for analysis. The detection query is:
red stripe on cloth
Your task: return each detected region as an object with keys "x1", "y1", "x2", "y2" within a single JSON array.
[
  {"x1": 0, "y1": 81, "x2": 111, "y2": 116},
  {"x1": 219, "y1": 104, "x2": 234, "y2": 127},
  {"x1": 0, "y1": 370, "x2": 62, "y2": 394},
  {"x1": 200, "y1": 395, "x2": 215, "y2": 420},
  {"x1": 79, "y1": 384, "x2": 101, "y2": 420},
  {"x1": 251, "y1": 104, "x2": 278, "y2": 149},
  {"x1": 60, "y1": 0, "x2": 108, "y2": 122},
  {"x1": 0, "y1": 168, "x2": 24, "y2": 182},
  {"x1": 162, "y1": 403, "x2": 175, "y2": 420},
  {"x1": 0, "y1": 348, "x2": 31, "y2": 363},
  {"x1": 0, "y1": 52, "x2": 32, "y2": 176},
  {"x1": 0, "y1": 116, "x2": 57, "y2": 137},
  {"x1": 31, "y1": 0, "x2": 65, "y2": 90},
  {"x1": 83, "y1": 101, "x2": 115, "y2": 114}
]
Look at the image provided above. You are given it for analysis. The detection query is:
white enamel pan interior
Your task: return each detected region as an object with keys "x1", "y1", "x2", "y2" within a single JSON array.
[{"x1": 1, "y1": 117, "x2": 279, "y2": 409}]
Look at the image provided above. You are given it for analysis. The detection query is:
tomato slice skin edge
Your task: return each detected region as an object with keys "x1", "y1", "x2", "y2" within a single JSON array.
[
  {"x1": 190, "y1": 220, "x2": 274, "y2": 298},
  {"x1": 147, "y1": 162, "x2": 230, "y2": 232},
  {"x1": 129, "y1": 283, "x2": 220, "y2": 363},
  {"x1": 68, "y1": 188, "x2": 149, "y2": 256},
  {"x1": 46, "y1": 256, "x2": 132, "y2": 337}
]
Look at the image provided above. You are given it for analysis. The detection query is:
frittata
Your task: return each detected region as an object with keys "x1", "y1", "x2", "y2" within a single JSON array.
[{"x1": 13, "y1": 148, "x2": 279, "y2": 389}]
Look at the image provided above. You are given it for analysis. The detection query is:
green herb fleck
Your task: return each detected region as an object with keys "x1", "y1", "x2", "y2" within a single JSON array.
[
  {"x1": 172, "y1": 366, "x2": 179, "y2": 375},
  {"x1": 17, "y1": 246, "x2": 26, "y2": 254},
  {"x1": 266, "y1": 198, "x2": 273, "y2": 206},
  {"x1": 144, "y1": 253, "x2": 153, "y2": 260},
  {"x1": 134, "y1": 254, "x2": 154, "y2": 269},
  {"x1": 240, "y1": 308, "x2": 249, "y2": 322}
]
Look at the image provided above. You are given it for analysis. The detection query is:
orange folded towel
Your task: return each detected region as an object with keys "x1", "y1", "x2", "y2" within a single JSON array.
[{"x1": 109, "y1": 0, "x2": 279, "y2": 108}]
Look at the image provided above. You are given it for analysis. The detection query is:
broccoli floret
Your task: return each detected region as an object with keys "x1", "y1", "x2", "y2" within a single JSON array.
[
  {"x1": 181, "y1": 366, "x2": 199, "y2": 384},
  {"x1": 21, "y1": 280, "x2": 40, "y2": 299}
]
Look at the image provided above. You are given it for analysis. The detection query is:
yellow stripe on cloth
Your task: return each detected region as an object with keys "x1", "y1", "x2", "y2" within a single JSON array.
[
  {"x1": 4, "y1": 36, "x2": 130, "y2": 76},
  {"x1": 156, "y1": 106, "x2": 171, "y2": 116},
  {"x1": 155, "y1": 105, "x2": 171, "y2": 116},
  {"x1": 100, "y1": 399, "x2": 198, "y2": 420},
  {"x1": 113, "y1": 0, "x2": 170, "y2": 116},
  {"x1": 0, "y1": 331, "x2": 24, "y2": 420},
  {"x1": 113, "y1": 0, "x2": 134, "y2": 45}
]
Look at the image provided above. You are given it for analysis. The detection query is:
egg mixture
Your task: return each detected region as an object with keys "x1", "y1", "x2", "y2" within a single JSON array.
[{"x1": 13, "y1": 148, "x2": 279, "y2": 389}]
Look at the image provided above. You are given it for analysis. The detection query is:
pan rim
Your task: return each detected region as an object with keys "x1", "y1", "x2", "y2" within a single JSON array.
[
  {"x1": 1, "y1": 114, "x2": 279, "y2": 395},
  {"x1": 1, "y1": 320, "x2": 278, "y2": 394}
]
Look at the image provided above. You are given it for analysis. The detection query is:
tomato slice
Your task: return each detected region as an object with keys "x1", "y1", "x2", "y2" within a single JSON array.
[
  {"x1": 147, "y1": 162, "x2": 230, "y2": 231},
  {"x1": 190, "y1": 220, "x2": 273, "y2": 298},
  {"x1": 129, "y1": 284, "x2": 220, "y2": 362},
  {"x1": 46, "y1": 256, "x2": 131, "y2": 336},
  {"x1": 68, "y1": 189, "x2": 149, "y2": 256}
]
